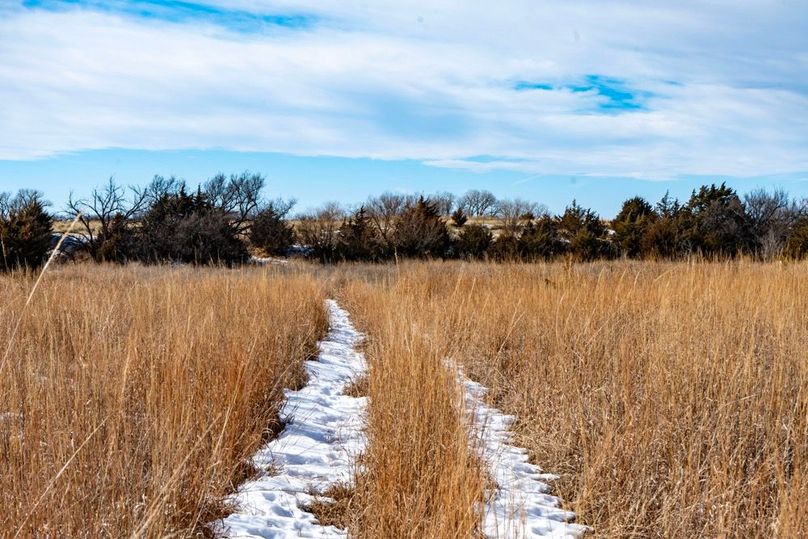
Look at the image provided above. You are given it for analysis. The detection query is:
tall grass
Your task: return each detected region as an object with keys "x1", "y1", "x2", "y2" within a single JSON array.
[
  {"x1": 3, "y1": 260, "x2": 804, "y2": 538},
  {"x1": 337, "y1": 260, "x2": 806, "y2": 538},
  {"x1": 0, "y1": 264, "x2": 326, "y2": 537},
  {"x1": 337, "y1": 278, "x2": 485, "y2": 538}
]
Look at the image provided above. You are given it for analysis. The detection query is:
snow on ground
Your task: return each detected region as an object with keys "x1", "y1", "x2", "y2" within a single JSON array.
[
  {"x1": 459, "y1": 371, "x2": 588, "y2": 538},
  {"x1": 250, "y1": 256, "x2": 289, "y2": 266},
  {"x1": 214, "y1": 300, "x2": 583, "y2": 538},
  {"x1": 214, "y1": 300, "x2": 367, "y2": 539}
]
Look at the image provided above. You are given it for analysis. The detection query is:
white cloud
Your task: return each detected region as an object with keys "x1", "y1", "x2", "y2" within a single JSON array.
[{"x1": 0, "y1": 0, "x2": 806, "y2": 179}]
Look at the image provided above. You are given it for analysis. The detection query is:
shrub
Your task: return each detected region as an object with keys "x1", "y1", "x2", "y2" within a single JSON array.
[
  {"x1": 518, "y1": 215, "x2": 566, "y2": 260},
  {"x1": 487, "y1": 233, "x2": 520, "y2": 261},
  {"x1": 0, "y1": 190, "x2": 53, "y2": 271},
  {"x1": 684, "y1": 183, "x2": 749, "y2": 257},
  {"x1": 613, "y1": 196, "x2": 657, "y2": 258},
  {"x1": 744, "y1": 189, "x2": 801, "y2": 260},
  {"x1": 785, "y1": 217, "x2": 808, "y2": 258},
  {"x1": 455, "y1": 224, "x2": 491, "y2": 259},
  {"x1": 250, "y1": 204, "x2": 295, "y2": 256},
  {"x1": 337, "y1": 206, "x2": 383, "y2": 261},
  {"x1": 296, "y1": 202, "x2": 345, "y2": 264},
  {"x1": 138, "y1": 187, "x2": 248, "y2": 265},
  {"x1": 392, "y1": 197, "x2": 450, "y2": 259}
]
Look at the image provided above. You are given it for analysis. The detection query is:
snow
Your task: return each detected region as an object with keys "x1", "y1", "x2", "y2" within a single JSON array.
[
  {"x1": 214, "y1": 300, "x2": 367, "y2": 539},
  {"x1": 213, "y1": 300, "x2": 585, "y2": 538},
  {"x1": 250, "y1": 256, "x2": 289, "y2": 266},
  {"x1": 459, "y1": 372, "x2": 588, "y2": 539}
]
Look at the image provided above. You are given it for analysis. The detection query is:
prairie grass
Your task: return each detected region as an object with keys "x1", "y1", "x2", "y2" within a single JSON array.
[
  {"x1": 335, "y1": 260, "x2": 807, "y2": 538},
  {"x1": 337, "y1": 278, "x2": 485, "y2": 538},
  {"x1": 0, "y1": 264, "x2": 326, "y2": 537},
  {"x1": 2, "y1": 260, "x2": 804, "y2": 538}
]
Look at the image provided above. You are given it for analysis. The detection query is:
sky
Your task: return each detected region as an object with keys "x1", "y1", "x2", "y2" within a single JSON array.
[{"x1": 0, "y1": 0, "x2": 806, "y2": 216}]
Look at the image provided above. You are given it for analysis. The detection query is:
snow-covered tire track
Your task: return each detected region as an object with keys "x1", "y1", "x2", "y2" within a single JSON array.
[
  {"x1": 459, "y1": 372, "x2": 588, "y2": 538},
  {"x1": 215, "y1": 299, "x2": 367, "y2": 538}
]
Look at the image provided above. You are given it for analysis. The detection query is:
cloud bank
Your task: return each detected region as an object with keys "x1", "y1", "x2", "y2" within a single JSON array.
[{"x1": 1, "y1": 0, "x2": 806, "y2": 179}]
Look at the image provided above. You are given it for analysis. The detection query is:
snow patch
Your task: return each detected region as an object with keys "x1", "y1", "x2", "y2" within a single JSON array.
[
  {"x1": 250, "y1": 256, "x2": 289, "y2": 266},
  {"x1": 214, "y1": 300, "x2": 367, "y2": 538},
  {"x1": 459, "y1": 371, "x2": 588, "y2": 538}
]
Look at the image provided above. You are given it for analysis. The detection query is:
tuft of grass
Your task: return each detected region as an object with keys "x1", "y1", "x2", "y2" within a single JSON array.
[
  {"x1": 343, "y1": 376, "x2": 369, "y2": 398},
  {"x1": 0, "y1": 264, "x2": 327, "y2": 537},
  {"x1": 303, "y1": 483, "x2": 356, "y2": 530}
]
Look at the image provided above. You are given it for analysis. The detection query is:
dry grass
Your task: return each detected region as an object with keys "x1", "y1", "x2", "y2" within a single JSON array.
[
  {"x1": 335, "y1": 260, "x2": 806, "y2": 538},
  {"x1": 0, "y1": 264, "x2": 326, "y2": 537},
  {"x1": 3, "y1": 259, "x2": 805, "y2": 538},
  {"x1": 336, "y1": 278, "x2": 486, "y2": 538}
]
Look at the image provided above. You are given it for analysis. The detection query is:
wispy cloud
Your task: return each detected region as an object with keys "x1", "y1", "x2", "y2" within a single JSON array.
[{"x1": 0, "y1": 0, "x2": 806, "y2": 180}]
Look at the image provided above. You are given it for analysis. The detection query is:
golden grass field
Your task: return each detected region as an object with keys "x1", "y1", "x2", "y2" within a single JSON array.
[
  {"x1": 1, "y1": 260, "x2": 806, "y2": 537},
  {"x1": 334, "y1": 261, "x2": 807, "y2": 538},
  {"x1": 0, "y1": 265, "x2": 326, "y2": 537}
]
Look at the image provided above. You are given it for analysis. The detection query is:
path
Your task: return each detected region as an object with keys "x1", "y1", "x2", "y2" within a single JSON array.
[
  {"x1": 460, "y1": 371, "x2": 588, "y2": 538},
  {"x1": 215, "y1": 300, "x2": 367, "y2": 538}
]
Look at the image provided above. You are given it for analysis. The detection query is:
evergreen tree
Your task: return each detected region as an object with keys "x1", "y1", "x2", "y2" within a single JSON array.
[
  {"x1": 94, "y1": 213, "x2": 138, "y2": 264},
  {"x1": 641, "y1": 192, "x2": 687, "y2": 258},
  {"x1": 250, "y1": 204, "x2": 295, "y2": 256},
  {"x1": 455, "y1": 223, "x2": 492, "y2": 259},
  {"x1": 785, "y1": 217, "x2": 808, "y2": 258},
  {"x1": 338, "y1": 206, "x2": 380, "y2": 261},
  {"x1": 685, "y1": 183, "x2": 749, "y2": 257},
  {"x1": 0, "y1": 190, "x2": 53, "y2": 272},
  {"x1": 556, "y1": 200, "x2": 611, "y2": 261},
  {"x1": 487, "y1": 233, "x2": 520, "y2": 261},
  {"x1": 451, "y1": 208, "x2": 468, "y2": 228},
  {"x1": 518, "y1": 215, "x2": 565, "y2": 260},
  {"x1": 392, "y1": 197, "x2": 450, "y2": 258},
  {"x1": 613, "y1": 196, "x2": 657, "y2": 258}
]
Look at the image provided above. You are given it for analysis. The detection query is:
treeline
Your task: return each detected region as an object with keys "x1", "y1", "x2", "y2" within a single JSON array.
[
  {"x1": 1, "y1": 174, "x2": 283, "y2": 270},
  {"x1": 2, "y1": 175, "x2": 808, "y2": 271},
  {"x1": 297, "y1": 185, "x2": 808, "y2": 263}
]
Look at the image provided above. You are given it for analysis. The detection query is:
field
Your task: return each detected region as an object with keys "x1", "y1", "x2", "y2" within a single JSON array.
[
  {"x1": 0, "y1": 265, "x2": 326, "y2": 536},
  {"x1": 336, "y1": 261, "x2": 807, "y2": 537},
  {"x1": 1, "y1": 261, "x2": 806, "y2": 537}
]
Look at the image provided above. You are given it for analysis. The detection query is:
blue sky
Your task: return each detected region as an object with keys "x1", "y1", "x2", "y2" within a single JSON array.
[{"x1": 1, "y1": 0, "x2": 807, "y2": 216}]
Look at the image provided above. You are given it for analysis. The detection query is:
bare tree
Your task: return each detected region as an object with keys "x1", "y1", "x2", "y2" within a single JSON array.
[
  {"x1": 429, "y1": 191, "x2": 456, "y2": 215},
  {"x1": 744, "y1": 188, "x2": 803, "y2": 259},
  {"x1": 204, "y1": 171, "x2": 265, "y2": 233},
  {"x1": 65, "y1": 178, "x2": 149, "y2": 257},
  {"x1": 494, "y1": 198, "x2": 546, "y2": 235},
  {"x1": 458, "y1": 189, "x2": 498, "y2": 217},
  {"x1": 296, "y1": 202, "x2": 345, "y2": 262},
  {"x1": 250, "y1": 198, "x2": 297, "y2": 255},
  {"x1": 264, "y1": 197, "x2": 297, "y2": 219},
  {"x1": 145, "y1": 175, "x2": 182, "y2": 202},
  {"x1": 366, "y1": 192, "x2": 410, "y2": 250}
]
